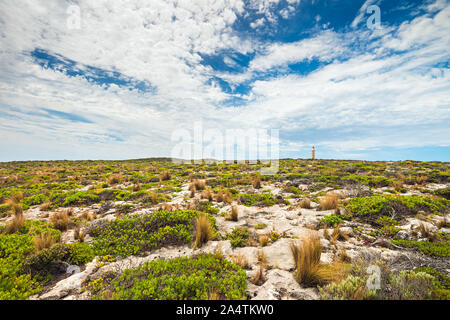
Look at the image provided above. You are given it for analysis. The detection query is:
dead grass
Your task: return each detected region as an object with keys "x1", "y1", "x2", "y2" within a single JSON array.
[
  {"x1": 231, "y1": 253, "x2": 251, "y2": 269},
  {"x1": 259, "y1": 234, "x2": 269, "y2": 247},
  {"x1": 393, "y1": 181, "x2": 404, "y2": 192},
  {"x1": 39, "y1": 201, "x2": 51, "y2": 211},
  {"x1": 330, "y1": 224, "x2": 349, "y2": 244},
  {"x1": 192, "y1": 179, "x2": 206, "y2": 191},
  {"x1": 215, "y1": 188, "x2": 232, "y2": 203},
  {"x1": 435, "y1": 217, "x2": 448, "y2": 229},
  {"x1": 34, "y1": 231, "x2": 56, "y2": 251},
  {"x1": 323, "y1": 227, "x2": 330, "y2": 240},
  {"x1": 251, "y1": 264, "x2": 266, "y2": 286},
  {"x1": 256, "y1": 249, "x2": 268, "y2": 266},
  {"x1": 194, "y1": 215, "x2": 214, "y2": 248},
  {"x1": 252, "y1": 176, "x2": 261, "y2": 189},
  {"x1": 319, "y1": 193, "x2": 339, "y2": 210},
  {"x1": 74, "y1": 226, "x2": 86, "y2": 242},
  {"x1": 201, "y1": 189, "x2": 214, "y2": 201},
  {"x1": 226, "y1": 206, "x2": 239, "y2": 221},
  {"x1": 337, "y1": 247, "x2": 351, "y2": 263},
  {"x1": 418, "y1": 222, "x2": 438, "y2": 242},
  {"x1": 299, "y1": 198, "x2": 311, "y2": 209},
  {"x1": 107, "y1": 175, "x2": 122, "y2": 185},
  {"x1": 5, "y1": 213, "x2": 25, "y2": 234},
  {"x1": 159, "y1": 171, "x2": 172, "y2": 181},
  {"x1": 290, "y1": 233, "x2": 342, "y2": 286},
  {"x1": 50, "y1": 210, "x2": 71, "y2": 231}
]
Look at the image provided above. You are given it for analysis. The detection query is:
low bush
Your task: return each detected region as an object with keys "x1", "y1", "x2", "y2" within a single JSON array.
[
  {"x1": 91, "y1": 210, "x2": 217, "y2": 257},
  {"x1": 227, "y1": 227, "x2": 249, "y2": 248},
  {"x1": 88, "y1": 254, "x2": 247, "y2": 300},
  {"x1": 319, "y1": 215, "x2": 344, "y2": 227},
  {"x1": 391, "y1": 240, "x2": 450, "y2": 257},
  {"x1": 345, "y1": 195, "x2": 450, "y2": 223}
]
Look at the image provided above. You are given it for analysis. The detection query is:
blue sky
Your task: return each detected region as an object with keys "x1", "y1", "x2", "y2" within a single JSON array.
[{"x1": 0, "y1": 0, "x2": 449, "y2": 162}]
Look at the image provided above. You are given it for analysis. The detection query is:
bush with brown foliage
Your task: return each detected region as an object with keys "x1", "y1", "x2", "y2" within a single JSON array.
[{"x1": 50, "y1": 210, "x2": 71, "y2": 231}]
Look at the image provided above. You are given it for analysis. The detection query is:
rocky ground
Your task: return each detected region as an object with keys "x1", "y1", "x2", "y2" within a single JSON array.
[{"x1": 12, "y1": 180, "x2": 447, "y2": 300}]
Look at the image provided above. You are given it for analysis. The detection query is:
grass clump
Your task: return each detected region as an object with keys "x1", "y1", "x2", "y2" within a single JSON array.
[
  {"x1": 0, "y1": 234, "x2": 40, "y2": 299},
  {"x1": 290, "y1": 234, "x2": 341, "y2": 286},
  {"x1": 226, "y1": 206, "x2": 239, "y2": 221},
  {"x1": 194, "y1": 215, "x2": 215, "y2": 248},
  {"x1": 319, "y1": 215, "x2": 344, "y2": 227},
  {"x1": 319, "y1": 193, "x2": 339, "y2": 210},
  {"x1": 345, "y1": 195, "x2": 450, "y2": 222},
  {"x1": 88, "y1": 254, "x2": 247, "y2": 300},
  {"x1": 227, "y1": 227, "x2": 250, "y2": 248},
  {"x1": 91, "y1": 210, "x2": 216, "y2": 257},
  {"x1": 238, "y1": 193, "x2": 283, "y2": 207},
  {"x1": 391, "y1": 240, "x2": 450, "y2": 257},
  {"x1": 414, "y1": 267, "x2": 450, "y2": 300},
  {"x1": 49, "y1": 210, "x2": 71, "y2": 231}
]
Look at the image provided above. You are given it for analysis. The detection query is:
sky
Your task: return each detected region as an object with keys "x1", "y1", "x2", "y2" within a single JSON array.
[{"x1": 0, "y1": 0, "x2": 449, "y2": 162}]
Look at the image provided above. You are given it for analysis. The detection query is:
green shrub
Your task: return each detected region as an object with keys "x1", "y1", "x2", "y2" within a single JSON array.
[
  {"x1": 319, "y1": 215, "x2": 344, "y2": 227},
  {"x1": 434, "y1": 187, "x2": 450, "y2": 200},
  {"x1": 0, "y1": 234, "x2": 40, "y2": 299},
  {"x1": 91, "y1": 210, "x2": 217, "y2": 257},
  {"x1": 89, "y1": 254, "x2": 247, "y2": 300},
  {"x1": 20, "y1": 244, "x2": 69, "y2": 281},
  {"x1": 62, "y1": 191, "x2": 99, "y2": 207},
  {"x1": 392, "y1": 240, "x2": 450, "y2": 257},
  {"x1": 197, "y1": 201, "x2": 219, "y2": 215},
  {"x1": 227, "y1": 227, "x2": 249, "y2": 248},
  {"x1": 21, "y1": 220, "x2": 61, "y2": 242},
  {"x1": 414, "y1": 267, "x2": 450, "y2": 300},
  {"x1": 319, "y1": 275, "x2": 377, "y2": 300},
  {"x1": 385, "y1": 270, "x2": 434, "y2": 300},
  {"x1": 345, "y1": 195, "x2": 450, "y2": 222},
  {"x1": 23, "y1": 194, "x2": 49, "y2": 208},
  {"x1": 66, "y1": 242, "x2": 95, "y2": 265},
  {"x1": 238, "y1": 193, "x2": 281, "y2": 207}
]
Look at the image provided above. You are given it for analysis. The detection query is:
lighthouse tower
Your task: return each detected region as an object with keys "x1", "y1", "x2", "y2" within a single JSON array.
[{"x1": 311, "y1": 146, "x2": 315, "y2": 160}]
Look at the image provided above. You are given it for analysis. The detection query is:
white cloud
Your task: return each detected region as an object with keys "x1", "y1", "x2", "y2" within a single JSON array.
[{"x1": 0, "y1": 0, "x2": 448, "y2": 161}]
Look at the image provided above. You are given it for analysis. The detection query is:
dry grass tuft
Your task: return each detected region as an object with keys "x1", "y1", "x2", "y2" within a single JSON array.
[
  {"x1": 107, "y1": 175, "x2": 122, "y2": 185},
  {"x1": 226, "y1": 206, "x2": 239, "y2": 221},
  {"x1": 435, "y1": 217, "x2": 448, "y2": 229},
  {"x1": 201, "y1": 189, "x2": 214, "y2": 201},
  {"x1": 251, "y1": 264, "x2": 266, "y2": 286},
  {"x1": 418, "y1": 222, "x2": 438, "y2": 242},
  {"x1": 330, "y1": 224, "x2": 349, "y2": 244},
  {"x1": 5, "y1": 213, "x2": 25, "y2": 234},
  {"x1": 299, "y1": 198, "x2": 311, "y2": 209},
  {"x1": 323, "y1": 227, "x2": 330, "y2": 240},
  {"x1": 9, "y1": 192, "x2": 23, "y2": 204},
  {"x1": 194, "y1": 215, "x2": 214, "y2": 248},
  {"x1": 39, "y1": 201, "x2": 51, "y2": 211},
  {"x1": 259, "y1": 234, "x2": 269, "y2": 247},
  {"x1": 256, "y1": 250, "x2": 268, "y2": 266},
  {"x1": 34, "y1": 231, "x2": 56, "y2": 252},
  {"x1": 252, "y1": 176, "x2": 262, "y2": 189},
  {"x1": 319, "y1": 193, "x2": 339, "y2": 210},
  {"x1": 215, "y1": 189, "x2": 232, "y2": 203},
  {"x1": 192, "y1": 179, "x2": 206, "y2": 191},
  {"x1": 50, "y1": 210, "x2": 71, "y2": 231},
  {"x1": 159, "y1": 171, "x2": 172, "y2": 181},
  {"x1": 231, "y1": 253, "x2": 251, "y2": 269},
  {"x1": 290, "y1": 234, "x2": 325, "y2": 286},
  {"x1": 337, "y1": 247, "x2": 351, "y2": 263}
]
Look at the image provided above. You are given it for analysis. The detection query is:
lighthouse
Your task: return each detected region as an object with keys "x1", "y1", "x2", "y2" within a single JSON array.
[{"x1": 312, "y1": 146, "x2": 315, "y2": 160}]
